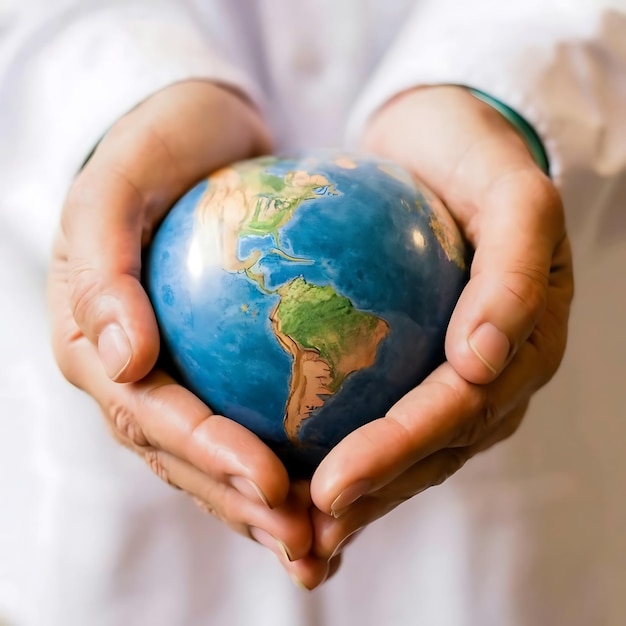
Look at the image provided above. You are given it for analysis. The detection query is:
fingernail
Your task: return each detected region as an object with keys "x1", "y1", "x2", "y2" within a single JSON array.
[
  {"x1": 467, "y1": 323, "x2": 510, "y2": 375},
  {"x1": 229, "y1": 476, "x2": 270, "y2": 507},
  {"x1": 98, "y1": 324, "x2": 132, "y2": 380},
  {"x1": 290, "y1": 574, "x2": 312, "y2": 591},
  {"x1": 249, "y1": 527, "x2": 293, "y2": 561},
  {"x1": 330, "y1": 479, "x2": 371, "y2": 518}
]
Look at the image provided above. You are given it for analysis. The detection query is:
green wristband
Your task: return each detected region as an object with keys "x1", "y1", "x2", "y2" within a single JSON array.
[{"x1": 467, "y1": 88, "x2": 550, "y2": 176}]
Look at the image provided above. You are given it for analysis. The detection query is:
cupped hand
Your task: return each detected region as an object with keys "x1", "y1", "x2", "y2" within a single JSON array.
[
  {"x1": 310, "y1": 86, "x2": 574, "y2": 561},
  {"x1": 47, "y1": 80, "x2": 330, "y2": 589}
]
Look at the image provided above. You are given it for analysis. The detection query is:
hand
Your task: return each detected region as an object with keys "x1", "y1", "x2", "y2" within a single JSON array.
[
  {"x1": 47, "y1": 81, "x2": 330, "y2": 589},
  {"x1": 309, "y1": 86, "x2": 574, "y2": 561}
]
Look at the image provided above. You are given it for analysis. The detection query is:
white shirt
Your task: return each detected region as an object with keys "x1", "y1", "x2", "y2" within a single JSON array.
[{"x1": 1, "y1": 1, "x2": 625, "y2": 624}]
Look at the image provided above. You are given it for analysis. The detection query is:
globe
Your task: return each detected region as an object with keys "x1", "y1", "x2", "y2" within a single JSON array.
[{"x1": 144, "y1": 152, "x2": 469, "y2": 475}]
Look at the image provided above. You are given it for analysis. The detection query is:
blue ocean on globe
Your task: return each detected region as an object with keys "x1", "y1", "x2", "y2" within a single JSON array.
[{"x1": 145, "y1": 153, "x2": 468, "y2": 473}]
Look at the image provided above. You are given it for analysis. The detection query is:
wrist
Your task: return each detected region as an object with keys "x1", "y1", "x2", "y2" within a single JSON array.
[
  {"x1": 466, "y1": 88, "x2": 549, "y2": 176},
  {"x1": 363, "y1": 85, "x2": 549, "y2": 178},
  {"x1": 85, "y1": 81, "x2": 271, "y2": 181}
]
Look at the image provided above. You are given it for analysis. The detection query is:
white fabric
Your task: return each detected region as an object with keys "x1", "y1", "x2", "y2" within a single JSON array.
[{"x1": 1, "y1": 1, "x2": 625, "y2": 624}]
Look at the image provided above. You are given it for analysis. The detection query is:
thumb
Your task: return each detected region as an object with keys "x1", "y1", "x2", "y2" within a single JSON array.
[
  {"x1": 361, "y1": 85, "x2": 566, "y2": 385},
  {"x1": 445, "y1": 168, "x2": 565, "y2": 384},
  {"x1": 60, "y1": 81, "x2": 271, "y2": 382},
  {"x1": 62, "y1": 166, "x2": 162, "y2": 382}
]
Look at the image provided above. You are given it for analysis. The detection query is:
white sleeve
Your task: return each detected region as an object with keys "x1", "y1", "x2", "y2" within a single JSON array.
[
  {"x1": 346, "y1": 0, "x2": 626, "y2": 186},
  {"x1": 0, "y1": 0, "x2": 261, "y2": 261}
]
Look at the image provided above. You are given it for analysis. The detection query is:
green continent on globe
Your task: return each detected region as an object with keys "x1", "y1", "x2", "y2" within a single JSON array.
[
  {"x1": 271, "y1": 277, "x2": 390, "y2": 442},
  {"x1": 193, "y1": 161, "x2": 340, "y2": 292},
  {"x1": 239, "y1": 169, "x2": 338, "y2": 240}
]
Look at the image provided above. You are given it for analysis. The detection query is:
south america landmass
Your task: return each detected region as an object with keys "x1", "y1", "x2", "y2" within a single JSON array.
[{"x1": 271, "y1": 277, "x2": 390, "y2": 443}]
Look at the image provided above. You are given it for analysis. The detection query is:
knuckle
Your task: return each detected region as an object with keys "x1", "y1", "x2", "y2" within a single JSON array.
[
  {"x1": 478, "y1": 407, "x2": 527, "y2": 453},
  {"x1": 531, "y1": 175, "x2": 564, "y2": 224},
  {"x1": 192, "y1": 489, "x2": 230, "y2": 524},
  {"x1": 210, "y1": 484, "x2": 244, "y2": 525},
  {"x1": 185, "y1": 413, "x2": 224, "y2": 465},
  {"x1": 376, "y1": 413, "x2": 414, "y2": 451},
  {"x1": 192, "y1": 496, "x2": 221, "y2": 520},
  {"x1": 500, "y1": 266, "x2": 549, "y2": 321},
  {"x1": 448, "y1": 384, "x2": 500, "y2": 447},
  {"x1": 493, "y1": 168, "x2": 564, "y2": 227},
  {"x1": 66, "y1": 262, "x2": 106, "y2": 327},
  {"x1": 109, "y1": 402, "x2": 150, "y2": 448},
  {"x1": 457, "y1": 378, "x2": 488, "y2": 417},
  {"x1": 528, "y1": 320, "x2": 568, "y2": 384},
  {"x1": 434, "y1": 449, "x2": 467, "y2": 487},
  {"x1": 144, "y1": 449, "x2": 174, "y2": 487},
  {"x1": 61, "y1": 174, "x2": 91, "y2": 220}
]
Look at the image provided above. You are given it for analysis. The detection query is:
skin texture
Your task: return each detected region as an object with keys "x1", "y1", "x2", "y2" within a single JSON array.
[
  {"x1": 309, "y1": 87, "x2": 573, "y2": 565},
  {"x1": 47, "y1": 82, "x2": 573, "y2": 589},
  {"x1": 48, "y1": 81, "x2": 330, "y2": 589}
]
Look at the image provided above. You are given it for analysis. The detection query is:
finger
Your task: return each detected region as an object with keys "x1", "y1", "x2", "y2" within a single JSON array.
[
  {"x1": 311, "y1": 318, "x2": 559, "y2": 517},
  {"x1": 282, "y1": 555, "x2": 332, "y2": 592},
  {"x1": 61, "y1": 82, "x2": 271, "y2": 382},
  {"x1": 326, "y1": 554, "x2": 343, "y2": 581},
  {"x1": 313, "y1": 406, "x2": 525, "y2": 550},
  {"x1": 49, "y1": 280, "x2": 291, "y2": 511},
  {"x1": 148, "y1": 449, "x2": 314, "y2": 562},
  {"x1": 158, "y1": 447, "x2": 332, "y2": 591},
  {"x1": 368, "y1": 402, "x2": 526, "y2": 502},
  {"x1": 144, "y1": 447, "x2": 334, "y2": 587},
  {"x1": 102, "y1": 368, "x2": 290, "y2": 508},
  {"x1": 311, "y1": 506, "x2": 364, "y2": 560},
  {"x1": 310, "y1": 361, "x2": 473, "y2": 516},
  {"x1": 52, "y1": 261, "x2": 315, "y2": 566},
  {"x1": 272, "y1": 481, "x2": 338, "y2": 591},
  {"x1": 274, "y1": 481, "x2": 335, "y2": 590}
]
